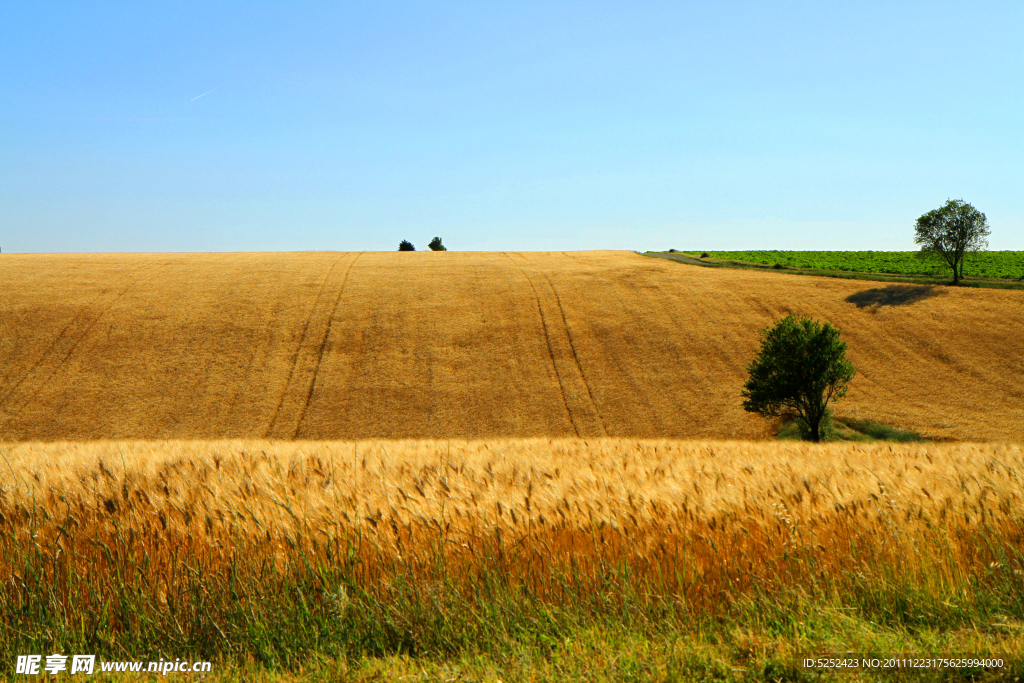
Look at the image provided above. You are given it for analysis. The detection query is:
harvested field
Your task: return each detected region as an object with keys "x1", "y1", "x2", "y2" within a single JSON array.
[{"x1": 1, "y1": 250, "x2": 1022, "y2": 442}]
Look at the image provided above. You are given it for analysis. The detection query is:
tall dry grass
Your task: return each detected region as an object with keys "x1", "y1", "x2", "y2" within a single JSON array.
[{"x1": 3, "y1": 438, "x2": 1024, "y2": 664}]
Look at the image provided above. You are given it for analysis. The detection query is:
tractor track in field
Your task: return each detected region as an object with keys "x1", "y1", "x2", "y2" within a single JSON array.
[
  {"x1": 505, "y1": 253, "x2": 606, "y2": 437},
  {"x1": 0, "y1": 263, "x2": 162, "y2": 425},
  {"x1": 505, "y1": 253, "x2": 576, "y2": 434},
  {"x1": 536, "y1": 269, "x2": 607, "y2": 436},
  {"x1": 265, "y1": 252, "x2": 361, "y2": 439},
  {"x1": 292, "y1": 252, "x2": 363, "y2": 439}
]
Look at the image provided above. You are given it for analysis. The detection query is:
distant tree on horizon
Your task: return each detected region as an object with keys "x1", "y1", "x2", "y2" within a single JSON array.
[
  {"x1": 398, "y1": 240, "x2": 415, "y2": 251},
  {"x1": 914, "y1": 199, "x2": 990, "y2": 285},
  {"x1": 427, "y1": 237, "x2": 447, "y2": 251}
]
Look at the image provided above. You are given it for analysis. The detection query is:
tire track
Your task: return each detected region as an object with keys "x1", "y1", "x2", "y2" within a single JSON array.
[
  {"x1": 504, "y1": 253, "x2": 606, "y2": 436},
  {"x1": 292, "y1": 252, "x2": 363, "y2": 439},
  {"x1": 503, "y1": 253, "x2": 577, "y2": 435},
  {"x1": 265, "y1": 253, "x2": 358, "y2": 439},
  {"x1": 537, "y1": 269, "x2": 608, "y2": 436},
  {"x1": 0, "y1": 263, "x2": 159, "y2": 425}
]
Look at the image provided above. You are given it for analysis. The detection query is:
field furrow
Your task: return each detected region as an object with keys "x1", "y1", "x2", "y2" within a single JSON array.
[
  {"x1": 0, "y1": 261, "x2": 162, "y2": 431},
  {"x1": 265, "y1": 252, "x2": 362, "y2": 439},
  {"x1": 506, "y1": 253, "x2": 607, "y2": 436},
  {"x1": 291, "y1": 253, "x2": 364, "y2": 439}
]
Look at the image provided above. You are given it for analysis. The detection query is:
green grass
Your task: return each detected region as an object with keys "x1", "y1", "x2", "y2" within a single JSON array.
[
  {"x1": 3, "y1": 525, "x2": 1022, "y2": 682},
  {"x1": 646, "y1": 251, "x2": 1024, "y2": 290},
  {"x1": 777, "y1": 416, "x2": 925, "y2": 443},
  {"x1": 684, "y1": 251, "x2": 1024, "y2": 280}
]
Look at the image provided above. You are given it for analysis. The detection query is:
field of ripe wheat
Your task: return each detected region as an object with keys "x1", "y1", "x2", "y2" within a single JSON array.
[
  {"x1": 1, "y1": 251, "x2": 1022, "y2": 443},
  {"x1": 2, "y1": 251, "x2": 1021, "y2": 677},
  {"x1": 3, "y1": 438, "x2": 1022, "y2": 595},
  {"x1": 3, "y1": 438, "x2": 1023, "y2": 673}
]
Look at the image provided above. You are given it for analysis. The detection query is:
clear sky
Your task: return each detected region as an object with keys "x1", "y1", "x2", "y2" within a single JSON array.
[{"x1": 2, "y1": 1, "x2": 1021, "y2": 253}]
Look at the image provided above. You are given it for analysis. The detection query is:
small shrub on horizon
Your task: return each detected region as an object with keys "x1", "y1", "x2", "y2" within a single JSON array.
[{"x1": 399, "y1": 240, "x2": 415, "y2": 251}]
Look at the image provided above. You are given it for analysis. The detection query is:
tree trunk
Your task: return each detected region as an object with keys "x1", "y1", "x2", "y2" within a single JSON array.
[
  {"x1": 952, "y1": 257, "x2": 960, "y2": 285},
  {"x1": 809, "y1": 414, "x2": 821, "y2": 443}
]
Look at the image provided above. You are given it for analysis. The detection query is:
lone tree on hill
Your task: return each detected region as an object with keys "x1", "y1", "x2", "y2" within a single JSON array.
[
  {"x1": 398, "y1": 240, "x2": 415, "y2": 251},
  {"x1": 742, "y1": 314, "x2": 855, "y2": 443},
  {"x1": 914, "y1": 199, "x2": 990, "y2": 285},
  {"x1": 428, "y1": 236, "x2": 447, "y2": 251}
]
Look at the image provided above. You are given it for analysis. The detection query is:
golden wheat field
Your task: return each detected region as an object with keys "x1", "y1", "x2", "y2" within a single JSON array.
[
  {"x1": 3, "y1": 438, "x2": 1023, "y2": 609},
  {"x1": 3, "y1": 254, "x2": 1021, "y2": 675},
  {"x1": 0, "y1": 250, "x2": 1021, "y2": 442}
]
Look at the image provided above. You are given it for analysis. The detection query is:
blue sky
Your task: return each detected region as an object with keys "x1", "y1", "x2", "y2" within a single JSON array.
[{"x1": 2, "y1": 1, "x2": 1021, "y2": 253}]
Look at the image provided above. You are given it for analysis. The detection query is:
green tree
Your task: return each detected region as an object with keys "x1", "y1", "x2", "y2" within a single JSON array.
[
  {"x1": 914, "y1": 199, "x2": 990, "y2": 285},
  {"x1": 398, "y1": 240, "x2": 415, "y2": 251},
  {"x1": 741, "y1": 314, "x2": 855, "y2": 443},
  {"x1": 428, "y1": 236, "x2": 447, "y2": 251}
]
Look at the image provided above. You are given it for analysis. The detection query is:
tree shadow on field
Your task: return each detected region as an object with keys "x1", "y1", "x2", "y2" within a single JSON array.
[{"x1": 846, "y1": 284, "x2": 943, "y2": 309}]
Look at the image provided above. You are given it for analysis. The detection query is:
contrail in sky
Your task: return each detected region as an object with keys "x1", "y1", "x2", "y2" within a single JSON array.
[{"x1": 191, "y1": 88, "x2": 216, "y2": 101}]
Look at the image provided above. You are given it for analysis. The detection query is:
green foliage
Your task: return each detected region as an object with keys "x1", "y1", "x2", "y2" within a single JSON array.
[
  {"x1": 841, "y1": 418, "x2": 924, "y2": 443},
  {"x1": 690, "y1": 250, "x2": 1024, "y2": 279},
  {"x1": 398, "y1": 240, "x2": 416, "y2": 251},
  {"x1": 778, "y1": 412, "x2": 837, "y2": 441},
  {"x1": 778, "y1": 414, "x2": 924, "y2": 443},
  {"x1": 795, "y1": 408, "x2": 835, "y2": 441},
  {"x1": 428, "y1": 236, "x2": 447, "y2": 251},
  {"x1": 914, "y1": 199, "x2": 991, "y2": 285},
  {"x1": 742, "y1": 314, "x2": 855, "y2": 443},
  {"x1": 4, "y1": 526, "x2": 1022, "y2": 681}
]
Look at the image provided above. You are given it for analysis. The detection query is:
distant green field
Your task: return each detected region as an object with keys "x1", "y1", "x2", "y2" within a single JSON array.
[{"x1": 689, "y1": 250, "x2": 1024, "y2": 279}]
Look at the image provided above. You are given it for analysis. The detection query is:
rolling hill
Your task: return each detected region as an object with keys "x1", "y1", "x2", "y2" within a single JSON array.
[{"x1": 1, "y1": 250, "x2": 1021, "y2": 442}]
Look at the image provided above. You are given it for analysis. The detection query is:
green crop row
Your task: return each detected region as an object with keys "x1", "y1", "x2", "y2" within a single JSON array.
[{"x1": 690, "y1": 251, "x2": 1024, "y2": 279}]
